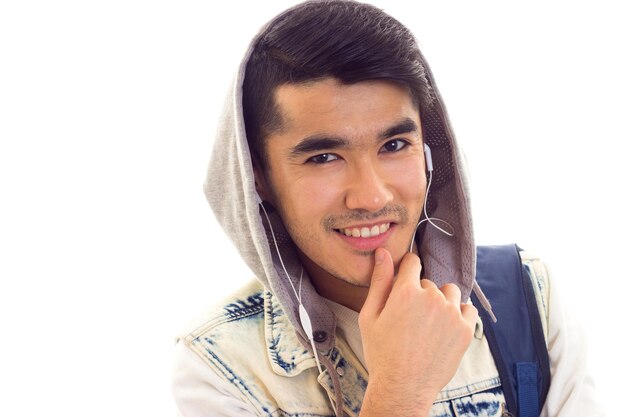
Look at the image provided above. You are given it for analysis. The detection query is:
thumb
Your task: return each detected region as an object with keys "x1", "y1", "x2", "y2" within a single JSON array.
[{"x1": 361, "y1": 247, "x2": 394, "y2": 319}]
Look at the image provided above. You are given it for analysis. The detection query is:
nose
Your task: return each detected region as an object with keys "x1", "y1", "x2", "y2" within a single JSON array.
[{"x1": 344, "y1": 160, "x2": 393, "y2": 212}]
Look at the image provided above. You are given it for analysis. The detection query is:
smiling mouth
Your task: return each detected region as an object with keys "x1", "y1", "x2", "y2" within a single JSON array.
[{"x1": 335, "y1": 222, "x2": 391, "y2": 238}]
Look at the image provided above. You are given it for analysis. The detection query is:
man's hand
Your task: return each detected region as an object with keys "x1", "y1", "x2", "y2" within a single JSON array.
[{"x1": 358, "y1": 248, "x2": 478, "y2": 417}]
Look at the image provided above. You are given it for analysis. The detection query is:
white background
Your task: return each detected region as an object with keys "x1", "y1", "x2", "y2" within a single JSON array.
[{"x1": 1, "y1": 1, "x2": 623, "y2": 416}]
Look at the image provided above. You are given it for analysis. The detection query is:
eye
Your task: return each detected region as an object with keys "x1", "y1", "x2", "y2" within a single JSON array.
[
  {"x1": 381, "y1": 139, "x2": 409, "y2": 153},
  {"x1": 307, "y1": 153, "x2": 339, "y2": 164}
]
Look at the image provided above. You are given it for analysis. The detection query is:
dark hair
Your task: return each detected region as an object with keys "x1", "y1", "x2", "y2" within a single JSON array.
[{"x1": 243, "y1": 0, "x2": 433, "y2": 169}]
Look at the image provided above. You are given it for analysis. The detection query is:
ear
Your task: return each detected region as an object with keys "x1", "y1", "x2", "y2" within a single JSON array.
[{"x1": 252, "y1": 158, "x2": 273, "y2": 204}]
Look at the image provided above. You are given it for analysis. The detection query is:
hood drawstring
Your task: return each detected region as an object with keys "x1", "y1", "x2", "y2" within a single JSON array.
[
  {"x1": 318, "y1": 351, "x2": 343, "y2": 416},
  {"x1": 472, "y1": 281, "x2": 497, "y2": 323}
]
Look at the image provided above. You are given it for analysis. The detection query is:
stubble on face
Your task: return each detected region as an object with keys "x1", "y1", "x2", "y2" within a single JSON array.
[{"x1": 270, "y1": 200, "x2": 419, "y2": 288}]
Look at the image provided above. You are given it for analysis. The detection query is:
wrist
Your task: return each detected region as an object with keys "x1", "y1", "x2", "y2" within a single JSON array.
[{"x1": 360, "y1": 377, "x2": 434, "y2": 417}]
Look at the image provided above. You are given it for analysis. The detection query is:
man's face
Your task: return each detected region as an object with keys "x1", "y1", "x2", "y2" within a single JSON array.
[{"x1": 257, "y1": 78, "x2": 427, "y2": 287}]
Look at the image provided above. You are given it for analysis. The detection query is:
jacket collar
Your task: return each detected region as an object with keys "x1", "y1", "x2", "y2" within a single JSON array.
[
  {"x1": 264, "y1": 289, "x2": 368, "y2": 416},
  {"x1": 264, "y1": 289, "x2": 318, "y2": 376}
]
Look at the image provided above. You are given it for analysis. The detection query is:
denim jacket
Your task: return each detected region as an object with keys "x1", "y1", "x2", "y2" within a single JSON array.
[{"x1": 178, "y1": 252, "x2": 550, "y2": 417}]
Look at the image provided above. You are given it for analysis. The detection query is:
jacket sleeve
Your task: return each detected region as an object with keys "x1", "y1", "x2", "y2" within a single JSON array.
[
  {"x1": 538, "y1": 261, "x2": 605, "y2": 417},
  {"x1": 171, "y1": 341, "x2": 259, "y2": 417}
]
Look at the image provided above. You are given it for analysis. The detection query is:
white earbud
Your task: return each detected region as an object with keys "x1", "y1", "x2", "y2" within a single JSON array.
[
  {"x1": 424, "y1": 143, "x2": 433, "y2": 172},
  {"x1": 299, "y1": 304, "x2": 314, "y2": 340}
]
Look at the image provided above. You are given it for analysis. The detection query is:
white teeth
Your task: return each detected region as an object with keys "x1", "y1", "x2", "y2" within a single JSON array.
[{"x1": 341, "y1": 223, "x2": 390, "y2": 238}]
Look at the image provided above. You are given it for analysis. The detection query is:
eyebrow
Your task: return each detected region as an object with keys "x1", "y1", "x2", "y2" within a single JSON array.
[
  {"x1": 378, "y1": 118, "x2": 419, "y2": 141},
  {"x1": 289, "y1": 136, "x2": 349, "y2": 157},
  {"x1": 289, "y1": 118, "x2": 419, "y2": 157}
]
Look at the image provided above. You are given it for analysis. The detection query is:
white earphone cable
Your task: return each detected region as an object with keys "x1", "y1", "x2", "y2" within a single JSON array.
[
  {"x1": 259, "y1": 202, "x2": 324, "y2": 378},
  {"x1": 259, "y1": 202, "x2": 301, "y2": 301},
  {"x1": 418, "y1": 170, "x2": 455, "y2": 236},
  {"x1": 410, "y1": 170, "x2": 455, "y2": 253}
]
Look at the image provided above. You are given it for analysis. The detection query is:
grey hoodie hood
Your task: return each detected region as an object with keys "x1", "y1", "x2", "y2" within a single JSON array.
[{"x1": 204, "y1": 2, "x2": 493, "y2": 361}]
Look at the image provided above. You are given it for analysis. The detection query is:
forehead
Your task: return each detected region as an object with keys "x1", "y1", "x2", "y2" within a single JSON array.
[{"x1": 271, "y1": 78, "x2": 420, "y2": 143}]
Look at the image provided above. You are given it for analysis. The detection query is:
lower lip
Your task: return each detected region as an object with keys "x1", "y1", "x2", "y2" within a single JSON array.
[{"x1": 334, "y1": 225, "x2": 395, "y2": 251}]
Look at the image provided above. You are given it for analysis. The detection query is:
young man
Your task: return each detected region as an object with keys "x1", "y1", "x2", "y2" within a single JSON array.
[{"x1": 172, "y1": 1, "x2": 602, "y2": 416}]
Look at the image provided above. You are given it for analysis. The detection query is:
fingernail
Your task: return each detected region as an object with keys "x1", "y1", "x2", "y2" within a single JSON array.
[{"x1": 375, "y1": 248, "x2": 384, "y2": 264}]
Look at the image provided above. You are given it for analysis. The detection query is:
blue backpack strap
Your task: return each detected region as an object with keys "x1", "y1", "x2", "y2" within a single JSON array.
[{"x1": 470, "y1": 244, "x2": 551, "y2": 417}]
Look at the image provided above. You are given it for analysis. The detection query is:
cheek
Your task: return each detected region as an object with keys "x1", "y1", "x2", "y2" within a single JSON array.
[
  {"x1": 270, "y1": 168, "x2": 344, "y2": 228},
  {"x1": 290, "y1": 176, "x2": 344, "y2": 225},
  {"x1": 384, "y1": 159, "x2": 427, "y2": 202}
]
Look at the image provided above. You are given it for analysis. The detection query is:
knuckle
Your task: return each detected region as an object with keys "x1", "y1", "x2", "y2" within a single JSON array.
[
  {"x1": 440, "y1": 283, "x2": 461, "y2": 293},
  {"x1": 461, "y1": 304, "x2": 479, "y2": 322},
  {"x1": 421, "y1": 285, "x2": 445, "y2": 307},
  {"x1": 420, "y1": 278, "x2": 436, "y2": 289},
  {"x1": 463, "y1": 303, "x2": 478, "y2": 314},
  {"x1": 401, "y1": 252, "x2": 423, "y2": 272}
]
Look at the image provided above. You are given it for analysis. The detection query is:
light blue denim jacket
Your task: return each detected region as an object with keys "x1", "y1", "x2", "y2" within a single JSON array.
[{"x1": 179, "y1": 252, "x2": 550, "y2": 417}]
